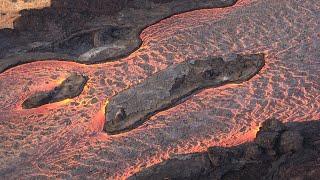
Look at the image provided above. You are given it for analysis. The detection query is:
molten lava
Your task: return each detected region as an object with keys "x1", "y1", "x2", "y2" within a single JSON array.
[{"x1": 0, "y1": 0, "x2": 319, "y2": 179}]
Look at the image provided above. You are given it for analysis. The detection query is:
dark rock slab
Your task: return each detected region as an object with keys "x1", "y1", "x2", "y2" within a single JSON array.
[
  {"x1": 279, "y1": 130, "x2": 303, "y2": 154},
  {"x1": 0, "y1": 0, "x2": 238, "y2": 71},
  {"x1": 259, "y1": 117, "x2": 286, "y2": 133},
  {"x1": 104, "y1": 53, "x2": 265, "y2": 134},
  {"x1": 128, "y1": 153, "x2": 213, "y2": 180},
  {"x1": 207, "y1": 146, "x2": 246, "y2": 179},
  {"x1": 51, "y1": 0, "x2": 128, "y2": 15},
  {"x1": 254, "y1": 118, "x2": 287, "y2": 157},
  {"x1": 37, "y1": 25, "x2": 141, "y2": 64},
  {"x1": 130, "y1": 118, "x2": 320, "y2": 180},
  {"x1": 0, "y1": 52, "x2": 77, "y2": 73},
  {"x1": 22, "y1": 73, "x2": 88, "y2": 109}
]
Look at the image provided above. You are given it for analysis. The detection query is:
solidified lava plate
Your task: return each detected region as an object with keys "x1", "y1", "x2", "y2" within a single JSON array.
[
  {"x1": 105, "y1": 53, "x2": 265, "y2": 134},
  {"x1": 22, "y1": 73, "x2": 88, "y2": 109},
  {"x1": 0, "y1": 0, "x2": 319, "y2": 179},
  {"x1": 0, "y1": 0, "x2": 238, "y2": 71}
]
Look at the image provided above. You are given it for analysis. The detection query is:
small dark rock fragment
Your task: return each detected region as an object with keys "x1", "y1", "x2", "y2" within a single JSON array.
[
  {"x1": 64, "y1": 118, "x2": 72, "y2": 126},
  {"x1": 91, "y1": 98, "x2": 99, "y2": 104}
]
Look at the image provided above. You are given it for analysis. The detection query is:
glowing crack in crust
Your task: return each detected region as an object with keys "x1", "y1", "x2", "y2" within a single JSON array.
[{"x1": 104, "y1": 53, "x2": 265, "y2": 134}]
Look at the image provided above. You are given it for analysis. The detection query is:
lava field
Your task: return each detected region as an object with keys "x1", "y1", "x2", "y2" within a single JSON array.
[{"x1": 0, "y1": 0, "x2": 319, "y2": 179}]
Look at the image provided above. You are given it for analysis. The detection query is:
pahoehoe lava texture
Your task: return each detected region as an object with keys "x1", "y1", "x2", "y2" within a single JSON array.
[
  {"x1": 22, "y1": 73, "x2": 88, "y2": 109},
  {"x1": 0, "y1": 0, "x2": 237, "y2": 72},
  {"x1": 104, "y1": 53, "x2": 265, "y2": 134},
  {"x1": 130, "y1": 118, "x2": 320, "y2": 179},
  {"x1": 0, "y1": 0, "x2": 319, "y2": 179}
]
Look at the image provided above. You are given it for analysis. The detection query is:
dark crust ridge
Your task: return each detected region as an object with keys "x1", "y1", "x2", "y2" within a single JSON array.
[
  {"x1": 0, "y1": 0, "x2": 238, "y2": 73},
  {"x1": 104, "y1": 53, "x2": 265, "y2": 134},
  {"x1": 129, "y1": 118, "x2": 320, "y2": 180},
  {"x1": 22, "y1": 73, "x2": 88, "y2": 109}
]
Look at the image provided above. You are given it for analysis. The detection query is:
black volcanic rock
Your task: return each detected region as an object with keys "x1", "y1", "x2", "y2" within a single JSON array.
[
  {"x1": 259, "y1": 117, "x2": 286, "y2": 133},
  {"x1": 207, "y1": 146, "x2": 245, "y2": 179},
  {"x1": 22, "y1": 73, "x2": 88, "y2": 109},
  {"x1": 243, "y1": 144, "x2": 263, "y2": 160},
  {"x1": 255, "y1": 132, "x2": 279, "y2": 153},
  {"x1": 130, "y1": 118, "x2": 320, "y2": 179},
  {"x1": 128, "y1": 153, "x2": 213, "y2": 180},
  {"x1": 208, "y1": 146, "x2": 241, "y2": 167},
  {"x1": 279, "y1": 130, "x2": 303, "y2": 154},
  {"x1": 104, "y1": 53, "x2": 265, "y2": 134},
  {"x1": 0, "y1": 0, "x2": 238, "y2": 72},
  {"x1": 254, "y1": 118, "x2": 287, "y2": 157},
  {"x1": 48, "y1": 25, "x2": 140, "y2": 63},
  {"x1": 51, "y1": 0, "x2": 127, "y2": 15}
]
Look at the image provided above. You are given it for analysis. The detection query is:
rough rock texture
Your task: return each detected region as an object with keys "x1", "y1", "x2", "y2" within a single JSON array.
[
  {"x1": 0, "y1": 1, "x2": 51, "y2": 30},
  {"x1": 22, "y1": 73, "x2": 88, "y2": 109},
  {"x1": 51, "y1": 0, "x2": 128, "y2": 15},
  {"x1": 0, "y1": 0, "x2": 318, "y2": 179},
  {"x1": 130, "y1": 119, "x2": 320, "y2": 179},
  {"x1": 104, "y1": 53, "x2": 265, "y2": 134},
  {"x1": 0, "y1": 0, "x2": 238, "y2": 72},
  {"x1": 254, "y1": 118, "x2": 286, "y2": 156},
  {"x1": 128, "y1": 153, "x2": 213, "y2": 180}
]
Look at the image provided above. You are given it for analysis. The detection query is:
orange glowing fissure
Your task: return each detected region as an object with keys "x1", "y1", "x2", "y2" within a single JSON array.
[{"x1": 0, "y1": 0, "x2": 319, "y2": 178}]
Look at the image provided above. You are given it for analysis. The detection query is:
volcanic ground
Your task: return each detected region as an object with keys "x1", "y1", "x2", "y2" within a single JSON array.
[{"x1": 0, "y1": 0, "x2": 319, "y2": 179}]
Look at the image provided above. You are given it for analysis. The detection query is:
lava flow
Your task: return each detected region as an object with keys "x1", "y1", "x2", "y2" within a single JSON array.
[{"x1": 0, "y1": 0, "x2": 319, "y2": 179}]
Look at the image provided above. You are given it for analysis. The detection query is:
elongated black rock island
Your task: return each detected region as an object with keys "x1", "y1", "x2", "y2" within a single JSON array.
[
  {"x1": 104, "y1": 53, "x2": 265, "y2": 134},
  {"x1": 22, "y1": 73, "x2": 88, "y2": 109}
]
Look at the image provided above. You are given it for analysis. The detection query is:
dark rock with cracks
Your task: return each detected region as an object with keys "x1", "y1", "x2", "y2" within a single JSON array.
[
  {"x1": 22, "y1": 73, "x2": 88, "y2": 109},
  {"x1": 128, "y1": 153, "x2": 213, "y2": 180},
  {"x1": 279, "y1": 130, "x2": 303, "y2": 154},
  {"x1": 0, "y1": 0, "x2": 238, "y2": 72},
  {"x1": 104, "y1": 53, "x2": 265, "y2": 134},
  {"x1": 130, "y1": 118, "x2": 320, "y2": 179}
]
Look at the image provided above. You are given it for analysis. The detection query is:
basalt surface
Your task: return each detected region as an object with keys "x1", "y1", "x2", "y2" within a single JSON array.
[
  {"x1": 130, "y1": 118, "x2": 320, "y2": 179},
  {"x1": 22, "y1": 73, "x2": 88, "y2": 109},
  {"x1": 104, "y1": 53, "x2": 265, "y2": 134},
  {"x1": 0, "y1": 0, "x2": 237, "y2": 72},
  {"x1": 0, "y1": 0, "x2": 319, "y2": 179}
]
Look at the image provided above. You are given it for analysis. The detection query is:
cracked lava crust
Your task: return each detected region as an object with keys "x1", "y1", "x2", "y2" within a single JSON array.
[{"x1": 0, "y1": 0, "x2": 319, "y2": 179}]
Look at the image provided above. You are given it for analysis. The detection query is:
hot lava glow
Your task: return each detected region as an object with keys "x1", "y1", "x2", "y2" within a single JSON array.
[{"x1": 0, "y1": 0, "x2": 319, "y2": 179}]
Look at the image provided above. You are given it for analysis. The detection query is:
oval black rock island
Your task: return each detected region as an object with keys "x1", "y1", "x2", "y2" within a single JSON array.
[{"x1": 104, "y1": 53, "x2": 265, "y2": 135}]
